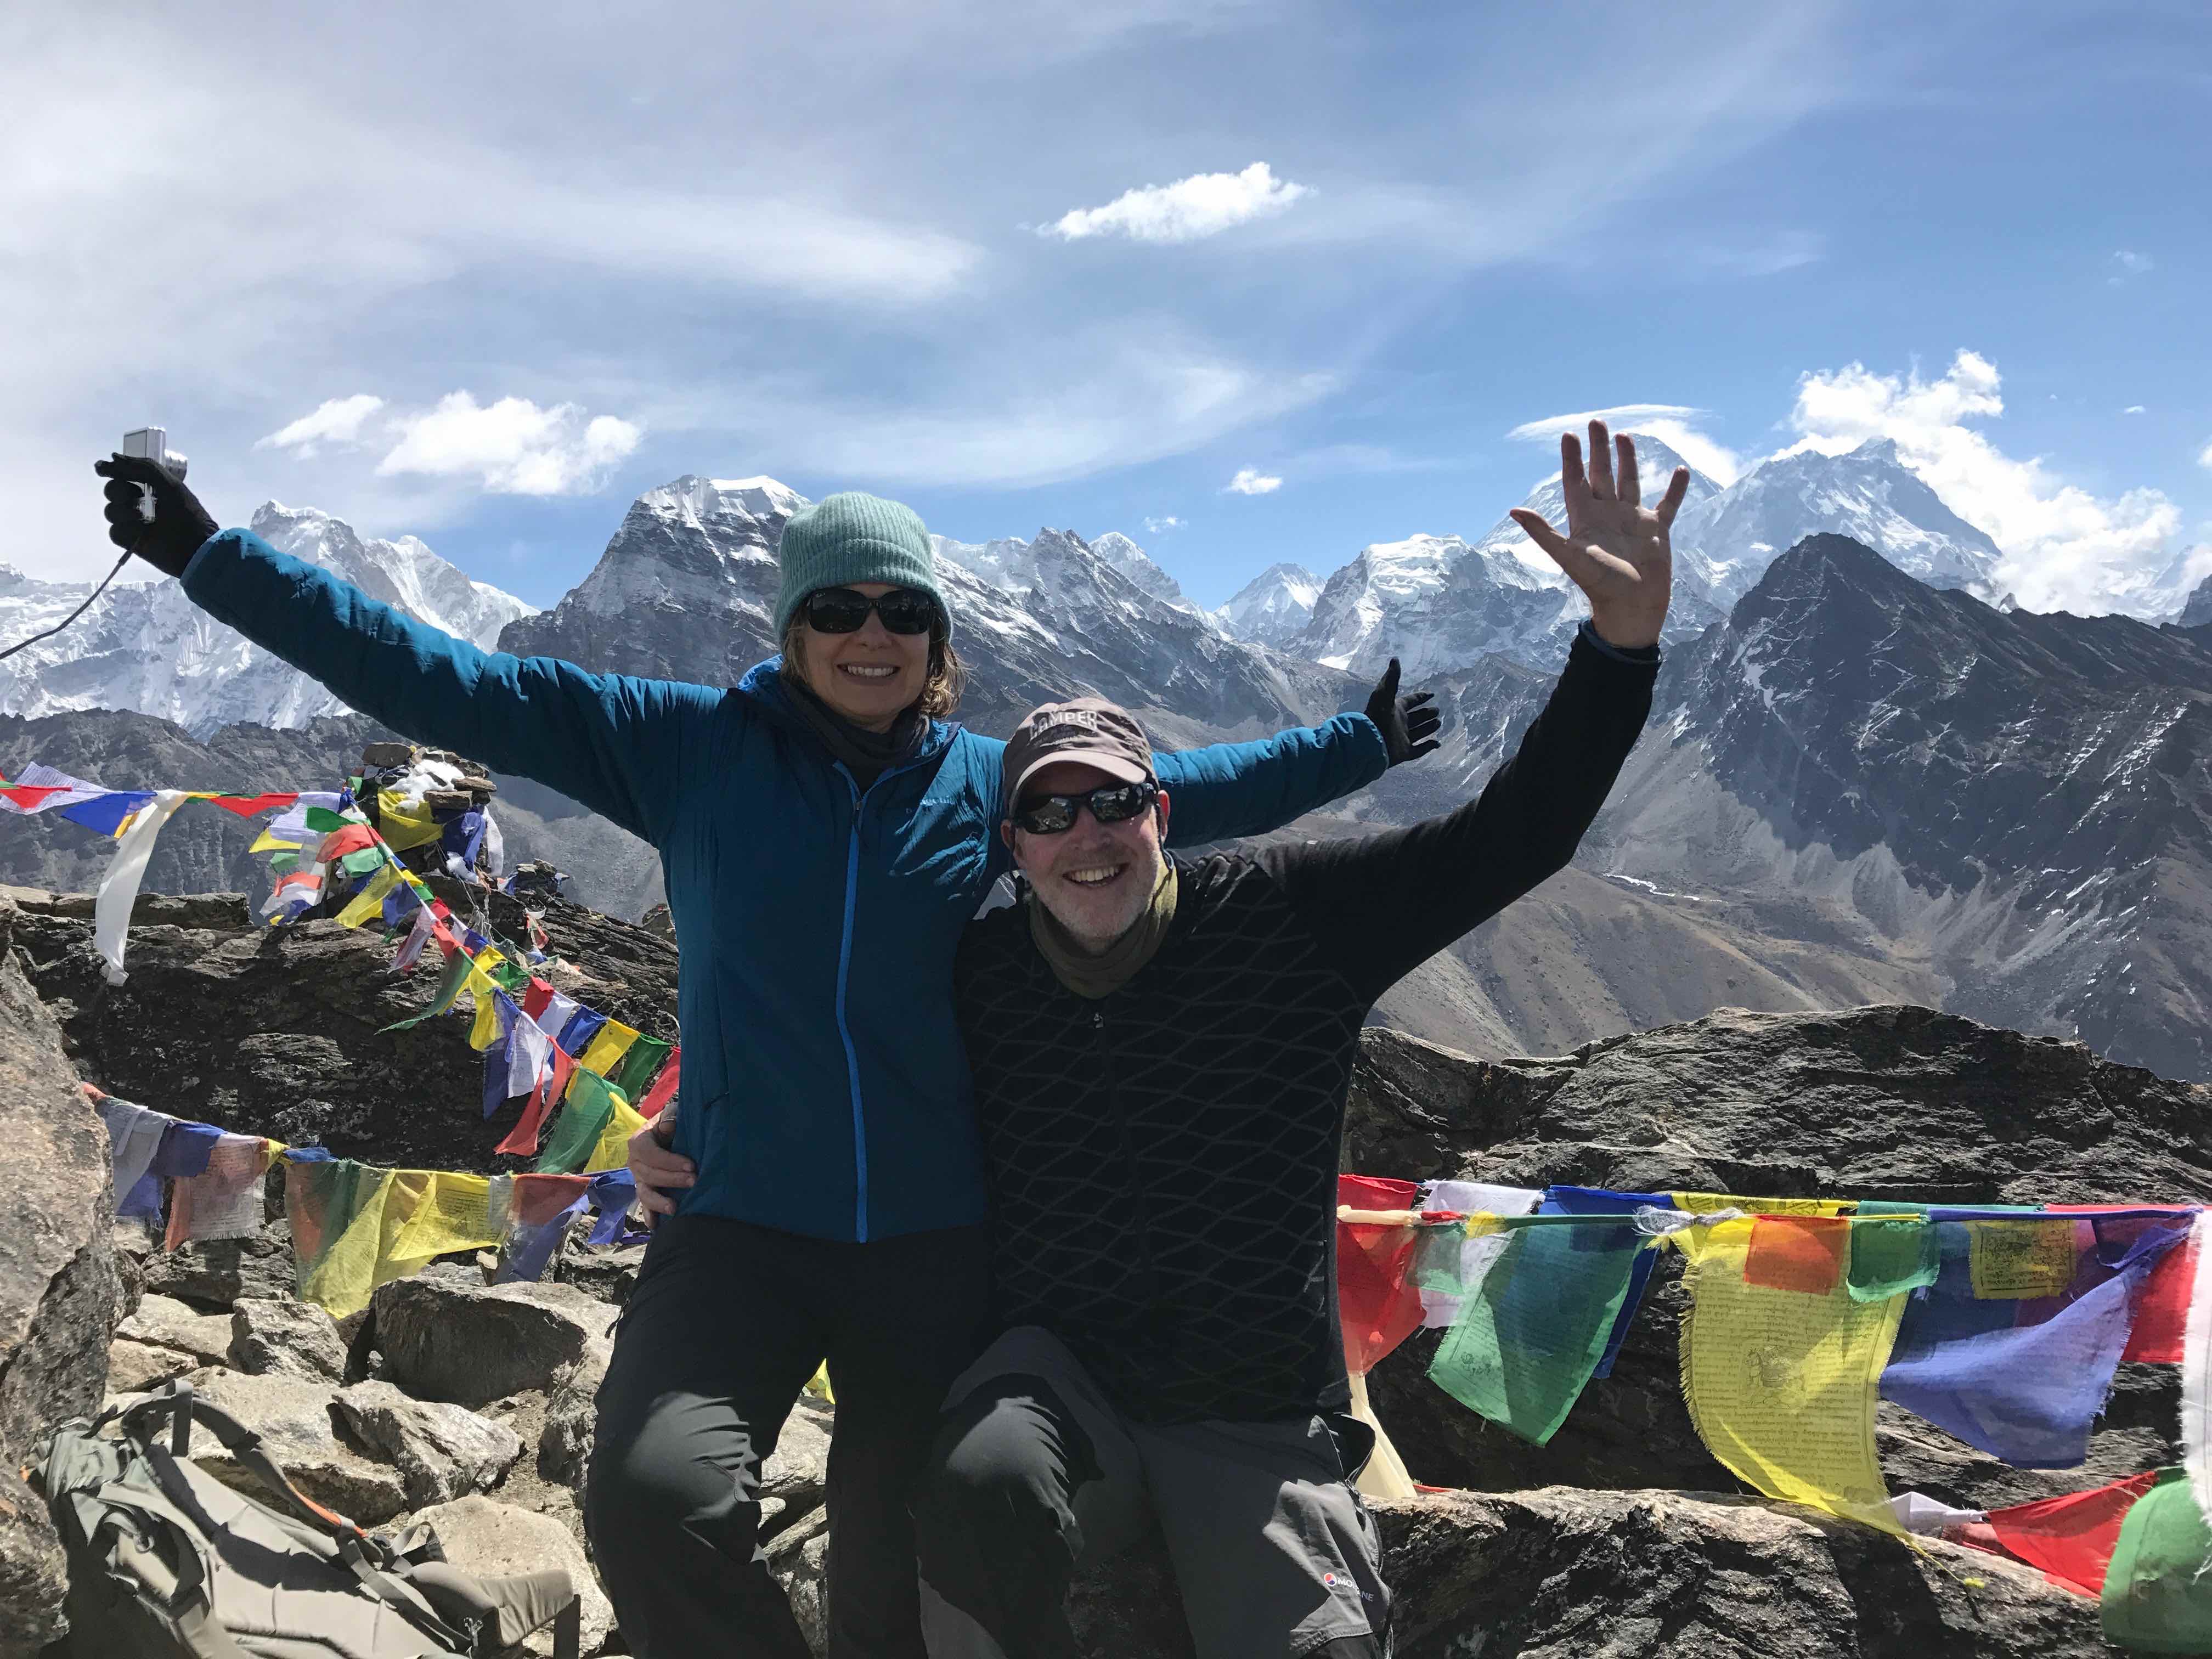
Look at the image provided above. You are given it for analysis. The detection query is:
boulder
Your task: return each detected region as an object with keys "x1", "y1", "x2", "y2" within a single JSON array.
[
  {"x1": 105, "y1": 1336, "x2": 195, "y2": 1395},
  {"x1": 761, "y1": 1403, "x2": 832, "y2": 1516},
  {"x1": 230, "y1": 1295, "x2": 347, "y2": 1383},
  {"x1": 179, "y1": 1367, "x2": 407, "y2": 1526},
  {"x1": 412, "y1": 1495, "x2": 615, "y2": 1657},
  {"x1": 374, "y1": 1276, "x2": 614, "y2": 1408},
  {"x1": 116, "y1": 1292, "x2": 235, "y2": 1368},
  {"x1": 143, "y1": 1220, "x2": 297, "y2": 1311},
  {"x1": 332, "y1": 1380, "x2": 523, "y2": 1508},
  {"x1": 536, "y1": 1355, "x2": 607, "y2": 1492},
  {"x1": 558, "y1": 1240, "x2": 646, "y2": 1305},
  {"x1": 1348, "y1": 1009, "x2": 2212, "y2": 1509},
  {"x1": 1373, "y1": 1487, "x2": 2106, "y2": 1657},
  {"x1": 0, "y1": 909, "x2": 116, "y2": 1657}
]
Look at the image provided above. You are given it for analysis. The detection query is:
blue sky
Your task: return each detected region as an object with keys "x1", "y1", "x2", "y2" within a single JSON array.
[{"x1": 5, "y1": 1, "x2": 2206, "y2": 615}]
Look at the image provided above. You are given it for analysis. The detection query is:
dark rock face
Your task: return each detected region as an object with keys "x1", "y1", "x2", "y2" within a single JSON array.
[
  {"x1": 0, "y1": 895, "x2": 115, "y2": 1658},
  {"x1": 7, "y1": 886, "x2": 675, "y2": 1177},
  {"x1": 1348, "y1": 1009, "x2": 2212, "y2": 1511}
]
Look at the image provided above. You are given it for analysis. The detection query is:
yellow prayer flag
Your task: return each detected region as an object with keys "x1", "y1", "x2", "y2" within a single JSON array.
[
  {"x1": 804, "y1": 1362, "x2": 836, "y2": 1404},
  {"x1": 1679, "y1": 1217, "x2": 1906, "y2": 1534},
  {"x1": 584, "y1": 1091, "x2": 646, "y2": 1174},
  {"x1": 390, "y1": 1173, "x2": 504, "y2": 1265},
  {"x1": 303, "y1": 1170, "x2": 435, "y2": 1320},
  {"x1": 333, "y1": 864, "x2": 403, "y2": 929},
  {"x1": 466, "y1": 969, "x2": 507, "y2": 1052},
  {"x1": 373, "y1": 789, "x2": 445, "y2": 851},
  {"x1": 249, "y1": 827, "x2": 302, "y2": 854},
  {"x1": 578, "y1": 1020, "x2": 641, "y2": 1080},
  {"x1": 1673, "y1": 1192, "x2": 1853, "y2": 1218},
  {"x1": 1968, "y1": 1218, "x2": 2079, "y2": 1299}
]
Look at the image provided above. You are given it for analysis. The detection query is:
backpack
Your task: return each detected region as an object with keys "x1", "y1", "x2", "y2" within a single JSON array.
[{"x1": 31, "y1": 1378, "x2": 582, "y2": 1658}]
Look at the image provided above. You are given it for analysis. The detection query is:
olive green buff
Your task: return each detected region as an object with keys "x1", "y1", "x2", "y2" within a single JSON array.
[{"x1": 772, "y1": 491, "x2": 949, "y2": 639}]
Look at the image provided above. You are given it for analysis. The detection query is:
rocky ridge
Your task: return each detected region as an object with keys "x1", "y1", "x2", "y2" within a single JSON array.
[{"x1": 3, "y1": 883, "x2": 2190, "y2": 1655}]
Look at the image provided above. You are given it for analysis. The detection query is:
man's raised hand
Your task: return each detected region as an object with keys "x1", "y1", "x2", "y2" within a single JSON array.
[{"x1": 1508, "y1": 420, "x2": 1686, "y2": 652}]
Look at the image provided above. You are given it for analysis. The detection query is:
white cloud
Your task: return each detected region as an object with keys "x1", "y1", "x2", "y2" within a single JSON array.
[
  {"x1": 1144, "y1": 515, "x2": 1184, "y2": 533},
  {"x1": 1506, "y1": 404, "x2": 1742, "y2": 486},
  {"x1": 375, "y1": 393, "x2": 642, "y2": 495},
  {"x1": 2199, "y1": 438, "x2": 2212, "y2": 470},
  {"x1": 2125, "y1": 405, "x2": 2147, "y2": 415},
  {"x1": 2110, "y1": 249, "x2": 2154, "y2": 283},
  {"x1": 255, "y1": 394, "x2": 386, "y2": 458},
  {"x1": 1042, "y1": 162, "x2": 1310, "y2": 244},
  {"x1": 1778, "y1": 350, "x2": 2183, "y2": 615},
  {"x1": 1225, "y1": 467, "x2": 1283, "y2": 495}
]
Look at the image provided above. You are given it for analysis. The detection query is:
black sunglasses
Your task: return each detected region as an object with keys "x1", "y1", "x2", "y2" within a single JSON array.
[
  {"x1": 1009, "y1": 780, "x2": 1158, "y2": 836},
  {"x1": 802, "y1": 586, "x2": 941, "y2": 636}
]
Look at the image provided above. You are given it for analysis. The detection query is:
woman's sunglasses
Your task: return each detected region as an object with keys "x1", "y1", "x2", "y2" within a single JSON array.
[
  {"x1": 1009, "y1": 781, "x2": 1158, "y2": 836},
  {"x1": 802, "y1": 586, "x2": 941, "y2": 636}
]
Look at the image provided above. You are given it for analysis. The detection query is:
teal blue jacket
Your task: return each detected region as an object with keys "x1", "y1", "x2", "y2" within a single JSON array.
[{"x1": 182, "y1": 528, "x2": 1389, "y2": 1240}]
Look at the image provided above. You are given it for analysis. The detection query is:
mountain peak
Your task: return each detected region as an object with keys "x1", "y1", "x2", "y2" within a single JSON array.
[{"x1": 1214, "y1": 562, "x2": 1323, "y2": 649}]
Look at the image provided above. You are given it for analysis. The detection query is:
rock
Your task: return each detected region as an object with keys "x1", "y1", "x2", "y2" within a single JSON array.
[
  {"x1": 106, "y1": 1336, "x2": 195, "y2": 1395},
  {"x1": 413, "y1": 1495, "x2": 615, "y2": 1657},
  {"x1": 558, "y1": 1240, "x2": 646, "y2": 1305},
  {"x1": 331, "y1": 1380, "x2": 523, "y2": 1508},
  {"x1": 375, "y1": 1277, "x2": 614, "y2": 1408},
  {"x1": 761, "y1": 1405, "x2": 831, "y2": 1516},
  {"x1": 0, "y1": 906, "x2": 117, "y2": 1657},
  {"x1": 117, "y1": 1292, "x2": 236, "y2": 1368},
  {"x1": 230, "y1": 1295, "x2": 347, "y2": 1383},
  {"x1": 143, "y1": 1220, "x2": 297, "y2": 1312},
  {"x1": 536, "y1": 1355, "x2": 607, "y2": 1492},
  {"x1": 1372, "y1": 1487, "x2": 2106, "y2": 1657},
  {"x1": 763, "y1": 1509, "x2": 831, "y2": 1652},
  {"x1": 179, "y1": 1368, "x2": 407, "y2": 1526},
  {"x1": 1349, "y1": 1011, "x2": 2212, "y2": 1509}
]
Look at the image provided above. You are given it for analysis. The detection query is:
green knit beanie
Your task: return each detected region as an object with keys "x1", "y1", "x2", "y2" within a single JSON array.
[{"x1": 772, "y1": 492, "x2": 947, "y2": 639}]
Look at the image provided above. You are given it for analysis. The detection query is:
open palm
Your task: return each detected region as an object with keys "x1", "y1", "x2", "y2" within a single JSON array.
[{"x1": 1510, "y1": 420, "x2": 1687, "y2": 651}]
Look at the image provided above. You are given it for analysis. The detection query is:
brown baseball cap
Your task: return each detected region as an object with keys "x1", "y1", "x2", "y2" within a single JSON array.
[{"x1": 1000, "y1": 697, "x2": 1156, "y2": 816}]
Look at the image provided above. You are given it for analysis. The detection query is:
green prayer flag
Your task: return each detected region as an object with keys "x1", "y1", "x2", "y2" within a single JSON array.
[
  {"x1": 491, "y1": 959, "x2": 533, "y2": 995},
  {"x1": 536, "y1": 1070, "x2": 619, "y2": 1175},
  {"x1": 267, "y1": 850, "x2": 300, "y2": 874},
  {"x1": 607, "y1": 1035, "x2": 674, "y2": 1104},
  {"x1": 339, "y1": 846, "x2": 388, "y2": 877},
  {"x1": 1427, "y1": 1223, "x2": 1642, "y2": 1446},
  {"x1": 303, "y1": 805, "x2": 351, "y2": 832},
  {"x1": 1847, "y1": 1209, "x2": 1939, "y2": 1302},
  {"x1": 2101, "y1": 1470, "x2": 2212, "y2": 1651},
  {"x1": 381, "y1": 949, "x2": 474, "y2": 1032}
]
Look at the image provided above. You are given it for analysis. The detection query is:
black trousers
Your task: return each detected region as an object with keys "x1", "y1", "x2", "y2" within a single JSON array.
[{"x1": 586, "y1": 1214, "x2": 990, "y2": 1658}]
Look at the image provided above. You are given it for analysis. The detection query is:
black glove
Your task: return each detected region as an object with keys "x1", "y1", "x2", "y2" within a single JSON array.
[
  {"x1": 1364, "y1": 657, "x2": 1441, "y2": 766},
  {"x1": 93, "y1": 454, "x2": 218, "y2": 579}
]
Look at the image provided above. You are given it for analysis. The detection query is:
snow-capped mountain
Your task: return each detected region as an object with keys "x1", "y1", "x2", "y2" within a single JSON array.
[
  {"x1": 1291, "y1": 436, "x2": 1724, "y2": 680},
  {"x1": 1214, "y1": 563, "x2": 1322, "y2": 648},
  {"x1": 0, "y1": 504, "x2": 533, "y2": 738},
  {"x1": 499, "y1": 476, "x2": 1351, "y2": 744},
  {"x1": 1669, "y1": 438, "x2": 2005, "y2": 607}
]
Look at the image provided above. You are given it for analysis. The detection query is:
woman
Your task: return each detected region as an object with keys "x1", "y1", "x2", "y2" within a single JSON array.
[{"x1": 94, "y1": 464, "x2": 1435, "y2": 1658}]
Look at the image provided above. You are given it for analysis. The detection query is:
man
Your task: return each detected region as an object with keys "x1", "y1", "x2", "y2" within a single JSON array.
[{"x1": 912, "y1": 424, "x2": 1685, "y2": 1657}]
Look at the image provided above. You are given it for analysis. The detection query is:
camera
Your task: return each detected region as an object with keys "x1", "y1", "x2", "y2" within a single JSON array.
[{"x1": 120, "y1": 426, "x2": 188, "y2": 524}]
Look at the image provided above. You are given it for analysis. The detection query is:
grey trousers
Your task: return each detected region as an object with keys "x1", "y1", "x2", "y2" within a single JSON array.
[{"x1": 912, "y1": 1326, "x2": 1389, "y2": 1659}]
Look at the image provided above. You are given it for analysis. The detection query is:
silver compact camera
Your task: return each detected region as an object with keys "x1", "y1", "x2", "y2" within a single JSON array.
[{"x1": 121, "y1": 426, "x2": 189, "y2": 522}]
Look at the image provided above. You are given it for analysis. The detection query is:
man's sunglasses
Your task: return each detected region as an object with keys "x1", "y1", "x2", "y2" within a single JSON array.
[
  {"x1": 801, "y1": 586, "x2": 941, "y2": 636},
  {"x1": 1009, "y1": 780, "x2": 1158, "y2": 836}
]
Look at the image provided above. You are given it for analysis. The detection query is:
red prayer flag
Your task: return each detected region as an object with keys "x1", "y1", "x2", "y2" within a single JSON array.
[
  {"x1": 522, "y1": 978, "x2": 555, "y2": 1020},
  {"x1": 637, "y1": 1046, "x2": 681, "y2": 1120},
  {"x1": 209, "y1": 792, "x2": 300, "y2": 817},
  {"x1": 315, "y1": 823, "x2": 378, "y2": 861},
  {"x1": 1743, "y1": 1215, "x2": 1849, "y2": 1295},
  {"x1": 509, "y1": 1172, "x2": 592, "y2": 1227},
  {"x1": 0, "y1": 784, "x2": 69, "y2": 809},
  {"x1": 1982, "y1": 1469, "x2": 2161, "y2": 1597},
  {"x1": 1336, "y1": 1174, "x2": 1425, "y2": 1375},
  {"x1": 498, "y1": 1045, "x2": 577, "y2": 1156}
]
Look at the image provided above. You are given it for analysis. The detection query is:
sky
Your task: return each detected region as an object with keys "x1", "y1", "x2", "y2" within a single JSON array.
[{"x1": 4, "y1": 0, "x2": 2208, "y2": 617}]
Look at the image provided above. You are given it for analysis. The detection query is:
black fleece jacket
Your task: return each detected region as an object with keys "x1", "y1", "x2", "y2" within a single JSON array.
[{"x1": 951, "y1": 631, "x2": 1659, "y2": 1424}]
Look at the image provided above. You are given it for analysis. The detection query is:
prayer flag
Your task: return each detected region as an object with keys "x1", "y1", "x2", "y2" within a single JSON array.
[
  {"x1": 1848, "y1": 1207, "x2": 1939, "y2": 1302},
  {"x1": 63, "y1": 790, "x2": 156, "y2": 836},
  {"x1": 333, "y1": 864, "x2": 403, "y2": 929},
  {"x1": 577, "y1": 1019, "x2": 640, "y2": 1081},
  {"x1": 382, "y1": 947, "x2": 475, "y2": 1032},
  {"x1": 607, "y1": 1034, "x2": 674, "y2": 1103},
  {"x1": 388, "y1": 1173, "x2": 503, "y2": 1265},
  {"x1": 163, "y1": 1134, "x2": 272, "y2": 1250},
  {"x1": 557, "y1": 1006, "x2": 610, "y2": 1058},
  {"x1": 636, "y1": 1046, "x2": 681, "y2": 1120},
  {"x1": 584, "y1": 1088, "x2": 645, "y2": 1176},
  {"x1": 1428, "y1": 1210, "x2": 1644, "y2": 1446},
  {"x1": 2048, "y1": 1205, "x2": 2200, "y2": 1363},
  {"x1": 522, "y1": 978, "x2": 555, "y2": 1020},
  {"x1": 210, "y1": 792, "x2": 300, "y2": 817},
  {"x1": 1415, "y1": 1180, "x2": 1543, "y2": 1330},
  {"x1": 1983, "y1": 1469, "x2": 2160, "y2": 1598},
  {"x1": 466, "y1": 969, "x2": 510, "y2": 1052},
  {"x1": 1744, "y1": 1215, "x2": 1851, "y2": 1295},
  {"x1": 93, "y1": 789, "x2": 191, "y2": 983},
  {"x1": 1882, "y1": 1215, "x2": 2190, "y2": 1469},
  {"x1": 1542, "y1": 1187, "x2": 1669, "y2": 1379},
  {"x1": 1678, "y1": 1216, "x2": 1905, "y2": 1533},
  {"x1": 537, "y1": 1069, "x2": 620, "y2": 1175}
]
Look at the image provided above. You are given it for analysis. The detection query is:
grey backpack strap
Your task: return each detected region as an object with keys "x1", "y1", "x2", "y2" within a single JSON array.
[{"x1": 409, "y1": 1561, "x2": 581, "y2": 1658}]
